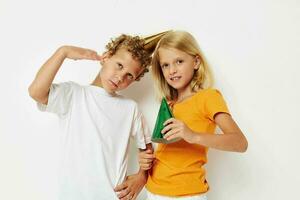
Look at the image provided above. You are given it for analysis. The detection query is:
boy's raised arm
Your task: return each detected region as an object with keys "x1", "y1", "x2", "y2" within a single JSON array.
[
  {"x1": 28, "y1": 46, "x2": 101, "y2": 104},
  {"x1": 28, "y1": 47, "x2": 67, "y2": 104}
]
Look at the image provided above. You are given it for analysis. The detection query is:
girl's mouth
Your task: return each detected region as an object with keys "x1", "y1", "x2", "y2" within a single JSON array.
[{"x1": 170, "y1": 76, "x2": 181, "y2": 81}]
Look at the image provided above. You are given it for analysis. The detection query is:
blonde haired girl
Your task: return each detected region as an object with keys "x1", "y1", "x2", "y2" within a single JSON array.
[{"x1": 139, "y1": 31, "x2": 248, "y2": 200}]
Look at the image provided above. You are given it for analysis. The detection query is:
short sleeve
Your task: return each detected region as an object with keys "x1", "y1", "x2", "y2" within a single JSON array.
[
  {"x1": 204, "y1": 89, "x2": 230, "y2": 121},
  {"x1": 131, "y1": 105, "x2": 151, "y2": 149},
  {"x1": 37, "y1": 82, "x2": 74, "y2": 116}
]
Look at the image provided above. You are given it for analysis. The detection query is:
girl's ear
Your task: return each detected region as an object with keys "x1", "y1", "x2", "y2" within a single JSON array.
[{"x1": 194, "y1": 56, "x2": 201, "y2": 70}]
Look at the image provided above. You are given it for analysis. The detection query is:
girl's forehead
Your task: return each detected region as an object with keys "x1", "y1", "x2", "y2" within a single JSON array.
[{"x1": 158, "y1": 47, "x2": 191, "y2": 59}]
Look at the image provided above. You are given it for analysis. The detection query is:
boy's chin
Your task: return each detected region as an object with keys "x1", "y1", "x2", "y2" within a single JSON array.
[{"x1": 102, "y1": 86, "x2": 117, "y2": 94}]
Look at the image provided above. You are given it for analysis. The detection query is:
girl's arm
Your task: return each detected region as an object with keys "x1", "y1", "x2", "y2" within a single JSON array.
[
  {"x1": 194, "y1": 113, "x2": 248, "y2": 152},
  {"x1": 28, "y1": 46, "x2": 101, "y2": 104},
  {"x1": 162, "y1": 113, "x2": 248, "y2": 153}
]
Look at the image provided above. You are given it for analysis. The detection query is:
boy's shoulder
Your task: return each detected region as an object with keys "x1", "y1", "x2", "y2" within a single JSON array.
[
  {"x1": 118, "y1": 96, "x2": 138, "y2": 107},
  {"x1": 54, "y1": 81, "x2": 80, "y2": 89}
]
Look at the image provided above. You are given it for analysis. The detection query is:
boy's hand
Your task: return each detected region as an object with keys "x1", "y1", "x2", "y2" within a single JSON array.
[
  {"x1": 138, "y1": 149, "x2": 155, "y2": 170},
  {"x1": 114, "y1": 172, "x2": 147, "y2": 200},
  {"x1": 59, "y1": 45, "x2": 102, "y2": 61}
]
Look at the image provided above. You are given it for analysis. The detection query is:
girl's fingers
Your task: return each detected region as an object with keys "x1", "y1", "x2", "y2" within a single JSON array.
[
  {"x1": 163, "y1": 118, "x2": 176, "y2": 126},
  {"x1": 165, "y1": 133, "x2": 178, "y2": 141},
  {"x1": 164, "y1": 128, "x2": 180, "y2": 140},
  {"x1": 140, "y1": 163, "x2": 152, "y2": 170},
  {"x1": 139, "y1": 158, "x2": 153, "y2": 165},
  {"x1": 161, "y1": 123, "x2": 179, "y2": 134},
  {"x1": 140, "y1": 153, "x2": 155, "y2": 159}
]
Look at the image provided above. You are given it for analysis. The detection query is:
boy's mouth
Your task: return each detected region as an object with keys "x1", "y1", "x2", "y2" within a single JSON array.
[{"x1": 109, "y1": 80, "x2": 118, "y2": 88}]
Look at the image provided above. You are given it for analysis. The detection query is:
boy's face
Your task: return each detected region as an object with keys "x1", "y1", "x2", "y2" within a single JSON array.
[{"x1": 99, "y1": 48, "x2": 143, "y2": 94}]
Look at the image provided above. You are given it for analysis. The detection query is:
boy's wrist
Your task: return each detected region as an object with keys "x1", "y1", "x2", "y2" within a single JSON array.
[
  {"x1": 137, "y1": 169, "x2": 148, "y2": 184},
  {"x1": 138, "y1": 168, "x2": 148, "y2": 177},
  {"x1": 56, "y1": 46, "x2": 68, "y2": 59}
]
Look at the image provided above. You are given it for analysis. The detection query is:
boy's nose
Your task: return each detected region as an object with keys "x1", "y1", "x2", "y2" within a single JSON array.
[{"x1": 115, "y1": 75, "x2": 123, "y2": 83}]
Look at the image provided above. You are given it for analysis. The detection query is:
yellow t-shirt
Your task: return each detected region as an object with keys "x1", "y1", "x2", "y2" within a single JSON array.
[{"x1": 146, "y1": 89, "x2": 230, "y2": 196}]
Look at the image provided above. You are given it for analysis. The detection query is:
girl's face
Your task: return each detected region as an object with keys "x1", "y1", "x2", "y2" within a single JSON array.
[{"x1": 158, "y1": 47, "x2": 199, "y2": 94}]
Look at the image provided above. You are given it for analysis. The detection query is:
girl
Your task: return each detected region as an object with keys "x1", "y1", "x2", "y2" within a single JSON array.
[{"x1": 139, "y1": 31, "x2": 248, "y2": 200}]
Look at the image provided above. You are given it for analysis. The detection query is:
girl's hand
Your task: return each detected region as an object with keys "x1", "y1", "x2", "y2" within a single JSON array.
[
  {"x1": 59, "y1": 45, "x2": 102, "y2": 61},
  {"x1": 138, "y1": 149, "x2": 155, "y2": 170},
  {"x1": 162, "y1": 118, "x2": 197, "y2": 143}
]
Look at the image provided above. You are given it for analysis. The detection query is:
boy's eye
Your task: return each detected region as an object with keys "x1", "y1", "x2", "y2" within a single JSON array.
[
  {"x1": 117, "y1": 63, "x2": 123, "y2": 69},
  {"x1": 127, "y1": 74, "x2": 134, "y2": 80}
]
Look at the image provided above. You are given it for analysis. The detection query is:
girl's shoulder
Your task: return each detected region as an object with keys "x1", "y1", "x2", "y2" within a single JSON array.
[{"x1": 195, "y1": 88, "x2": 222, "y2": 98}]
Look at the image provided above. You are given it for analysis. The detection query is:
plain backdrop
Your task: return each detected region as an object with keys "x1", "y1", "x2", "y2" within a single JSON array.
[{"x1": 0, "y1": 0, "x2": 299, "y2": 199}]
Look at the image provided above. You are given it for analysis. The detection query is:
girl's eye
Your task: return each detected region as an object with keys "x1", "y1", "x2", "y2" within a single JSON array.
[
  {"x1": 161, "y1": 64, "x2": 169, "y2": 68},
  {"x1": 176, "y1": 59, "x2": 183, "y2": 64}
]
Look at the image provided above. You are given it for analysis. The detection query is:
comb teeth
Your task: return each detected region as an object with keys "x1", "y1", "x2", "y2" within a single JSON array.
[{"x1": 143, "y1": 30, "x2": 172, "y2": 52}]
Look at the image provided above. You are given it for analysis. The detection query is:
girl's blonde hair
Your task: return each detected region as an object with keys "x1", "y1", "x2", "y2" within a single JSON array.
[{"x1": 151, "y1": 30, "x2": 214, "y2": 101}]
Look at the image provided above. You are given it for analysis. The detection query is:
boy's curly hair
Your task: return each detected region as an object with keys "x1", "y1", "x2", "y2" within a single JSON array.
[{"x1": 105, "y1": 34, "x2": 151, "y2": 80}]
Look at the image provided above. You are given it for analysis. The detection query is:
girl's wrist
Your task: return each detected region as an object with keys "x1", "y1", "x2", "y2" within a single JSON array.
[{"x1": 191, "y1": 131, "x2": 203, "y2": 144}]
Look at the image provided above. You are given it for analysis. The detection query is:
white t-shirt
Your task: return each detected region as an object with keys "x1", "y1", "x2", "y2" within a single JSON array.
[{"x1": 37, "y1": 81, "x2": 151, "y2": 200}]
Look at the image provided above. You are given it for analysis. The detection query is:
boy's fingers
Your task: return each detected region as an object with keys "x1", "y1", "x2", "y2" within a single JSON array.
[
  {"x1": 117, "y1": 187, "x2": 130, "y2": 199},
  {"x1": 114, "y1": 182, "x2": 127, "y2": 191},
  {"x1": 96, "y1": 54, "x2": 103, "y2": 60},
  {"x1": 120, "y1": 193, "x2": 135, "y2": 200}
]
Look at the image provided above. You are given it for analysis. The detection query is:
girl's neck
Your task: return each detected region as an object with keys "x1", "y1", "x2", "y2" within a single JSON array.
[{"x1": 176, "y1": 88, "x2": 194, "y2": 103}]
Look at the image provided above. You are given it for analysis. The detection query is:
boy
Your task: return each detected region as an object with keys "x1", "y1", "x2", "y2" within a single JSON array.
[{"x1": 28, "y1": 34, "x2": 155, "y2": 200}]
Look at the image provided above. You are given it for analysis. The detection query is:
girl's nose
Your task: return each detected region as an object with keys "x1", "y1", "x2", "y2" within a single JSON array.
[{"x1": 169, "y1": 65, "x2": 177, "y2": 75}]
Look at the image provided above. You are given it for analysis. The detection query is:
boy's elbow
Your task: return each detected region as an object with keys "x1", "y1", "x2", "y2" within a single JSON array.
[
  {"x1": 28, "y1": 84, "x2": 39, "y2": 99},
  {"x1": 28, "y1": 84, "x2": 48, "y2": 104}
]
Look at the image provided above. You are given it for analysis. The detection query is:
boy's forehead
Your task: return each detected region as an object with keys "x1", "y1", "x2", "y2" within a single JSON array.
[{"x1": 113, "y1": 48, "x2": 143, "y2": 75}]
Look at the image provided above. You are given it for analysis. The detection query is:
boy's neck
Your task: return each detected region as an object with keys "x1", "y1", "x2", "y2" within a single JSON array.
[
  {"x1": 91, "y1": 73, "x2": 103, "y2": 88},
  {"x1": 90, "y1": 73, "x2": 116, "y2": 95}
]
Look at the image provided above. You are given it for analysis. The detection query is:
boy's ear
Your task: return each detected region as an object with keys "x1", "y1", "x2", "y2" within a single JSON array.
[
  {"x1": 101, "y1": 52, "x2": 111, "y2": 63},
  {"x1": 194, "y1": 56, "x2": 201, "y2": 70}
]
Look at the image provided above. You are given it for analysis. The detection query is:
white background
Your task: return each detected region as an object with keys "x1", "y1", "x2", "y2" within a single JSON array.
[{"x1": 0, "y1": 0, "x2": 299, "y2": 199}]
